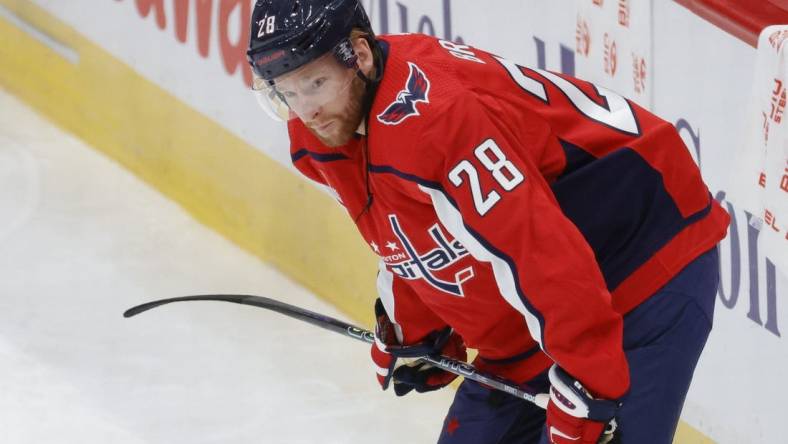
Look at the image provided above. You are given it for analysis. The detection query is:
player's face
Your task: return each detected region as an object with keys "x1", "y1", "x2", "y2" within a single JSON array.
[
  {"x1": 309, "y1": 75, "x2": 366, "y2": 147},
  {"x1": 271, "y1": 38, "x2": 372, "y2": 147},
  {"x1": 306, "y1": 74, "x2": 366, "y2": 147}
]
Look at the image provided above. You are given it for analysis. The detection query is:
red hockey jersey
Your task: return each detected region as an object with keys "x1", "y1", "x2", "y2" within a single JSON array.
[{"x1": 287, "y1": 34, "x2": 730, "y2": 399}]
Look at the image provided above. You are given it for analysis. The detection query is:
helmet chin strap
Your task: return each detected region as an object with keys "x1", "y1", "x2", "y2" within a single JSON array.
[
  {"x1": 354, "y1": 70, "x2": 372, "y2": 136},
  {"x1": 353, "y1": 35, "x2": 383, "y2": 222},
  {"x1": 356, "y1": 35, "x2": 384, "y2": 134}
]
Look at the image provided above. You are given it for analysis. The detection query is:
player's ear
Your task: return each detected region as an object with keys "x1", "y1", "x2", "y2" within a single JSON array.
[{"x1": 352, "y1": 36, "x2": 374, "y2": 77}]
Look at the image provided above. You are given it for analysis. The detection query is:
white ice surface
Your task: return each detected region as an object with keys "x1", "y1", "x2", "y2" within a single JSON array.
[{"x1": 0, "y1": 88, "x2": 454, "y2": 444}]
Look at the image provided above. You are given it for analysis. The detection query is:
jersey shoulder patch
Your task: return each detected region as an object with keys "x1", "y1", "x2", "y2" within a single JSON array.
[{"x1": 376, "y1": 62, "x2": 431, "y2": 126}]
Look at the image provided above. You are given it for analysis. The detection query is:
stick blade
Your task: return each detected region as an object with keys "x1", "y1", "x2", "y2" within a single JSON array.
[
  {"x1": 123, "y1": 299, "x2": 177, "y2": 318},
  {"x1": 123, "y1": 295, "x2": 240, "y2": 318}
]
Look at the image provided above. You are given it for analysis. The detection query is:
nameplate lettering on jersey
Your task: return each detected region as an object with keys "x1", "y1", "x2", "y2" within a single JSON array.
[{"x1": 385, "y1": 214, "x2": 474, "y2": 297}]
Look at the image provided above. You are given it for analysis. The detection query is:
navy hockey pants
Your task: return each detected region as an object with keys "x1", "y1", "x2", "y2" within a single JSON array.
[{"x1": 435, "y1": 247, "x2": 719, "y2": 444}]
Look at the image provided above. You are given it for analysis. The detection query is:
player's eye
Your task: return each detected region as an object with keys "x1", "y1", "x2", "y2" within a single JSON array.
[{"x1": 311, "y1": 77, "x2": 327, "y2": 90}]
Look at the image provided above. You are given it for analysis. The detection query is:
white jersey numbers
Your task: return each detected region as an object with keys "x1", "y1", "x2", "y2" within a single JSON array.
[
  {"x1": 494, "y1": 56, "x2": 641, "y2": 136},
  {"x1": 495, "y1": 57, "x2": 548, "y2": 102},
  {"x1": 449, "y1": 160, "x2": 500, "y2": 216},
  {"x1": 475, "y1": 139, "x2": 525, "y2": 191},
  {"x1": 448, "y1": 139, "x2": 525, "y2": 216}
]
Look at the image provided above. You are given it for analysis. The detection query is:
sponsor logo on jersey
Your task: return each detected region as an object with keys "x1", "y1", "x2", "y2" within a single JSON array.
[
  {"x1": 384, "y1": 214, "x2": 473, "y2": 297},
  {"x1": 377, "y1": 62, "x2": 430, "y2": 125}
]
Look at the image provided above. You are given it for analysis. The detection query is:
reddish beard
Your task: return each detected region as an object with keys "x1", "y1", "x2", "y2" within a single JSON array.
[{"x1": 307, "y1": 75, "x2": 367, "y2": 147}]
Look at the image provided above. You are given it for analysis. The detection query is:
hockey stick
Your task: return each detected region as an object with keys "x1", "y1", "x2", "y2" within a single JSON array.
[{"x1": 124, "y1": 294, "x2": 549, "y2": 409}]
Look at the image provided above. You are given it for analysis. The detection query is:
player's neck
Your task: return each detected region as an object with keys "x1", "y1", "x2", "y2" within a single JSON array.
[{"x1": 356, "y1": 119, "x2": 367, "y2": 136}]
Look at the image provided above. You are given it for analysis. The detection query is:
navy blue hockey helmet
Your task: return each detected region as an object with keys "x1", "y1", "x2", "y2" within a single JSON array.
[{"x1": 246, "y1": 0, "x2": 374, "y2": 81}]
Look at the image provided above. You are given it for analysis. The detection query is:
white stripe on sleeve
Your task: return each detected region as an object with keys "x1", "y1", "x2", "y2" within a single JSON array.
[{"x1": 376, "y1": 260, "x2": 405, "y2": 344}]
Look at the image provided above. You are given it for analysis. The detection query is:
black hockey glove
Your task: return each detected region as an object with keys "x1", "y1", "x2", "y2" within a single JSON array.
[{"x1": 370, "y1": 298, "x2": 467, "y2": 396}]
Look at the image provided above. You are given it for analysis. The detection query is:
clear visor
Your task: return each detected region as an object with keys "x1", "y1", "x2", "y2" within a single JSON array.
[{"x1": 252, "y1": 51, "x2": 358, "y2": 122}]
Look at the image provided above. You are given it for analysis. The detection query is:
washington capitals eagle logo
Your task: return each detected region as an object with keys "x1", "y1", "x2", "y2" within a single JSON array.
[{"x1": 376, "y1": 62, "x2": 431, "y2": 125}]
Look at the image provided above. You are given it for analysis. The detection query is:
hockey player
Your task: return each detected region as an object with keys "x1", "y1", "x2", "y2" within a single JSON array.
[{"x1": 246, "y1": 1, "x2": 730, "y2": 443}]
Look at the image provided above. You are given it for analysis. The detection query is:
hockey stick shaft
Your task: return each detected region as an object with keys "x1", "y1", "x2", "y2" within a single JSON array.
[{"x1": 124, "y1": 294, "x2": 548, "y2": 409}]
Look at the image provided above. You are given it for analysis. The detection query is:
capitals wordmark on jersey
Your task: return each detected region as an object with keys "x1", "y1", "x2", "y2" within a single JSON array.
[{"x1": 383, "y1": 214, "x2": 473, "y2": 298}]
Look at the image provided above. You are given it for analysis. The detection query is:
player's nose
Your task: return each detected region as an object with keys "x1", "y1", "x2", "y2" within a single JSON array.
[{"x1": 296, "y1": 100, "x2": 321, "y2": 123}]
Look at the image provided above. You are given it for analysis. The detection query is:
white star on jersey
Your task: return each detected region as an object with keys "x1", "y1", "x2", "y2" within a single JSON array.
[
  {"x1": 370, "y1": 241, "x2": 380, "y2": 253},
  {"x1": 386, "y1": 241, "x2": 400, "y2": 251}
]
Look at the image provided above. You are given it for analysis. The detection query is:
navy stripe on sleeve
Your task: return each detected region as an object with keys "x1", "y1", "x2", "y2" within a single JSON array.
[{"x1": 291, "y1": 148, "x2": 350, "y2": 163}]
